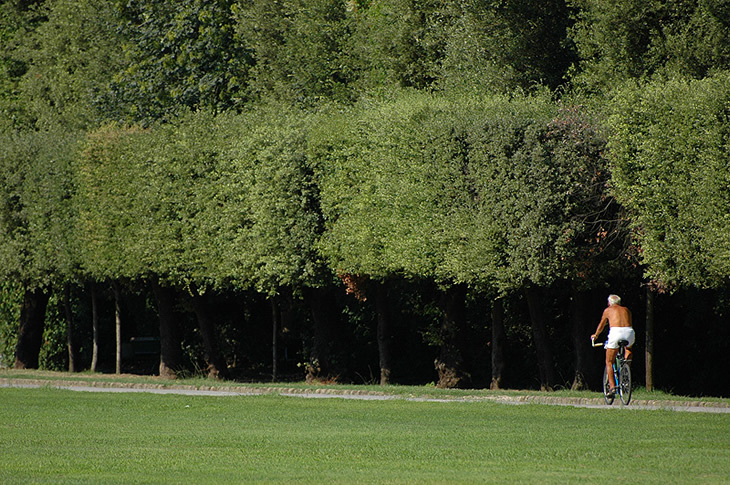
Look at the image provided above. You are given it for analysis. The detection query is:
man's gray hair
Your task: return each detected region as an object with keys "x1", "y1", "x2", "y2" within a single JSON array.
[{"x1": 608, "y1": 294, "x2": 621, "y2": 305}]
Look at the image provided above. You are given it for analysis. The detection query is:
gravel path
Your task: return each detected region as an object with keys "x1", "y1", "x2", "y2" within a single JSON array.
[{"x1": 2, "y1": 377, "x2": 729, "y2": 413}]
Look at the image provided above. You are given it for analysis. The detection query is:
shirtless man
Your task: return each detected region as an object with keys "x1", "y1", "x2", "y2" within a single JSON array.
[{"x1": 591, "y1": 294, "x2": 635, "y2": 397}]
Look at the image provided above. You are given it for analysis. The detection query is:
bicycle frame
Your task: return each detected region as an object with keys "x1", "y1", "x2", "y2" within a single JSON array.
[{"x1": 592, "y1": 337, "x2": 632, "y2": 405}]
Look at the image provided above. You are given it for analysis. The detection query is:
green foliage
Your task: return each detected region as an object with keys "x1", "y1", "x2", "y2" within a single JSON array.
[
  {"x1": 537, "y1": 102, "x2": 629, "y2": 285},
  {"x1": 15, "y1": 0, "x2": 125, "y2": 131},
  {"x1": 317, "y1": 90, "x2": 620, "y2": 292},
  {"x1": 442, "y1": 0, "x2": 577, "y2": 94},
  {"x1": 347, "y1": 0, "x2": 455, "y2": 92},
  {"x1": 37, "y1": 290, "x2": 67, "y2": 371},
  {"x1": 234, "y1": 0, "x2": 353, "y2": 106},
  {"x1": 106, "y1": 0, "x2": 252, "y2": 123},
  {"x1": 569, "y1": 0, "x2": 668, "y2": 90},
  {"x1": 316, "y1": 91, "x2": 465, "y2": 280},
  {"x1": 570, "y1": 0, "x2": 730, "y2": 93},
  {"x1": 662, "y1": 0, "x2": 730, "y2": 78},
  {"x1": 75, "y1": 124, "x2": 149, "y2": 281},
  {"x1": 608, "y1": 72, "x2": 730, "y2": 288},
  {"x1": 438, "y1": 1, "x2": 516, "y2": 95},
  {"x1": 137, "y1": 110, "x2": 247, "y2": 289},
  {"x1": 230, "y1": 104, "x2": 327, "y2": 293},
  {"x1": 454, "y1": 92, "x2": 567, "y2": 289},
  {"x1": 0, "y1": 0, "x2": 123, "y2": 131},
  {"x1": 76, "y1": 111, "x2": 247, "y2": 288},
  {"x1": 0, "y1": 0, "x2": 46, "y2": 131},
  {"x1": 76, "y1": 105, "x2": 332, "y2": 297},
  {"x1": 0, "y1": 281, "x2": 22, "y2": 367},
  {"x1": 0, "y1": 127, "x2": 80, "y2": 289},
  {"x1": 457, "y1": 94, "x2": 631, "y2": 291}
]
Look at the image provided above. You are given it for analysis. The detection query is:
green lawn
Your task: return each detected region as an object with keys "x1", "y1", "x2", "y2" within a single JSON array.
[
  {"x1": 4, "y1": 368, "x2": 729, "y2": 404},
  {"x1": 1, "y1": 387, "x2": 728, "y2": 484}
]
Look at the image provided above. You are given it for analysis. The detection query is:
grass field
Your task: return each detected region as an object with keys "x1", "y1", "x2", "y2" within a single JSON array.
[
  {"x1": 1, "y1": 386, "x2": 729, "y2": 484},
  {"x1": 4, "y1": 368, "x2": 730, "y2": 404}
]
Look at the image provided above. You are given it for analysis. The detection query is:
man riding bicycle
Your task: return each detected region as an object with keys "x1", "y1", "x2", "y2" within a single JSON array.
[{"x1": 591, "y1": 294, "x2": 635, "y2": 398}]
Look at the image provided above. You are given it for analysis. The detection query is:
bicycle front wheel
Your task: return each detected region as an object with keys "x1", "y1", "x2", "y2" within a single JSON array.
[
  {"x1": 619, "y1": 363, "x2": 632, "y2": 405},
  {"x1": 603, "y1": 367, "x2": 615, "y2": 405}
]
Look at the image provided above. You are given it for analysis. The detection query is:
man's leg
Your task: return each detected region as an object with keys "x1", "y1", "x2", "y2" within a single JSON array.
[
  {"x1": 606, "y1": 348, "x2": 618, "y2": 391},
  {"x1": 625, "y1": 346, "x2": 633, "y2": 362}
]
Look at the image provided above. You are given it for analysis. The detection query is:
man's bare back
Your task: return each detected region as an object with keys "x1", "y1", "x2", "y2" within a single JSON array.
[
  {"x1": 591, "y1": 294, "x2": 633, "y2": 342},
  {"x1": 601, "y1": 304, "x2": 632, "y2": 328}
]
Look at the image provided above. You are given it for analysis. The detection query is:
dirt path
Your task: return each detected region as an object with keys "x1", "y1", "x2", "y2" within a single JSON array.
[{"x1": 2, "y1": 377, "x2": 729, "y2": 413}]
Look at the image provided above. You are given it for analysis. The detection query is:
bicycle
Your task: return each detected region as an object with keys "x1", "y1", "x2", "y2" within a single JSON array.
[{"x1": 592, "y1": 337, "x2": 632, "y2": 405}]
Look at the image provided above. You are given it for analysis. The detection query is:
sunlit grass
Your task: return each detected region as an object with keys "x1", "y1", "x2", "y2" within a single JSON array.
[
  {"x1": 2, "y1": 369, "x2": 729, "y2": 404},
  {"x1": 1, "y1": 386, "x2": 728, "y2": 484}
]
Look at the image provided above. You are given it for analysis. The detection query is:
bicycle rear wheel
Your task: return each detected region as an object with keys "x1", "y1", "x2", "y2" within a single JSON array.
[
  {"x1": 603, "y1": 367, "x2": 615, "y2": 405},
  {"x1": 619, "y1": 363, "x2": 632, "y2": 405}
]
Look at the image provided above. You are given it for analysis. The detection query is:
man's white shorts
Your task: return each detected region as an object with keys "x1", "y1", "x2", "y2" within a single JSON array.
[{"x1": 606, "y1": 327, "x2": 635, "y2": 349}]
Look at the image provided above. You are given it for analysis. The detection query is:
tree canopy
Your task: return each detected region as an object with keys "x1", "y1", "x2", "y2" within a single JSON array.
[
  {"x1": 0, "y1": 127, "x2": 79, "y2": 289},
  {"x1": 1, "y1": 0, "x2": 729, "y2": 395},
  {"x1": 608, "y1": 73, "x2": 730, "y2": 289}
]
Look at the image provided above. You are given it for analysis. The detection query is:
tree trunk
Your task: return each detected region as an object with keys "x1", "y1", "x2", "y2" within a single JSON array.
[
  {"x1": 375, "y1": 282, "x2": 393, "y2": 385},
  {"x1": 14, "y1": 287, "x2": 49, "y2": 369},
  {"x1": 90, "y1": 283, "x2": 100, "y2": 372},
  {"x1": 646, "y1": 286, "x2": 655, "y2": 391},
  {"x1": 434, "y1": 284, "x2": 470, "y2": 389},
  {"x1": 112, "y1": 282, "x2": 122, "y2": 375},
  {"x1": 271, "y1": 296, "x2": 279, "y2": 382},
  {"x1": 490, "y1": 297, "x2": 506, "y2": 390},
  {"x1": 570, "y1": 288, "x2": 590, "y2": 390},
  {"x1": 305, "y1": 286, "x2": 336, "y2": 383},
  {"x1": 190, "y1": 291, "x2": 227, "y2": 379},
  {"x1": 64, "y1": 284, "x2": 79, "y2": 372},
  {"x1": 525, "y1": 286, "x2": 556, "y2": 391},
  {"x1": 152, "y1": 282, "x2": 183, "y2": 379}
]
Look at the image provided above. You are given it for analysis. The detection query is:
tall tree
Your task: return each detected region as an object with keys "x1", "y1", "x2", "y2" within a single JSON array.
[
  {"x1": 442, "y1": 93, "x2": 629, "y2": 390},
  {"x1": 609, "y1": 73, "x2": 730, "y2": 393},
  {"x1": 1, "y1": 0, "x2": 125, "y2": 368},
  {"x1": 230, "y1": 104, "x2": 340, "y2": 381},
  {"x1": 0, "y1": 128, "x2": 80, "y2": 368},
  {"x1": 77, "y1": 111, "x2": 246, "y2": 378},
  {"x1": 315, "y1": 92, "x2": 482, "y2": 387},
  {"x1": 541, "y1": 103, "x2": 632, "y2": 389}
]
